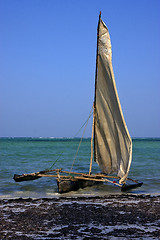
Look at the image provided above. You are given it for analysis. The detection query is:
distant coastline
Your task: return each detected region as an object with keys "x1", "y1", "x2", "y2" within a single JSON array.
[{"x1": 0, "y1": 137, "x2": 160, "y2": 142}]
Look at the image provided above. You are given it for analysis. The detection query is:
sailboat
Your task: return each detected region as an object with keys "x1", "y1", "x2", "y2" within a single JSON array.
[{"x1": 14, "y1": 13, "x2": 143, "y2": 193}]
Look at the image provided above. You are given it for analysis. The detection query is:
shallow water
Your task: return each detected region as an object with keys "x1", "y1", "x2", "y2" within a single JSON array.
[{"x1": 0, "y1": 138, "x2": 160, "y2": 198}]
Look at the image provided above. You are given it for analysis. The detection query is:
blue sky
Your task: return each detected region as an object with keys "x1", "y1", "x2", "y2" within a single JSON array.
[{"x1": 0, "y1": 0, "x2": 160, "y2": 138}]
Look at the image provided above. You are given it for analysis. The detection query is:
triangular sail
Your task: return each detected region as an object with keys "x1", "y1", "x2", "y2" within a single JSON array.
[{"x1": 94, "y1": 16, "x2": 132, "y2": 184}]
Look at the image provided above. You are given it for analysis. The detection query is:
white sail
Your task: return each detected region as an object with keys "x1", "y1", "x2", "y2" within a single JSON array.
[{"x1": 94, "y1": 18, "x2": 132, "y2": 184}]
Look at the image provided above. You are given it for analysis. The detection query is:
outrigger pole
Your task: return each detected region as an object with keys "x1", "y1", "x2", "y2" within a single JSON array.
[{"x1": 13, "y1": 168, "x2": 143, "y2": 191}]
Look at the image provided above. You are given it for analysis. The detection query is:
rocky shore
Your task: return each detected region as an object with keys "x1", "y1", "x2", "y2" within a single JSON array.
[{"x1": 0, "y1": 194, "x2": 160, "y2": 239}]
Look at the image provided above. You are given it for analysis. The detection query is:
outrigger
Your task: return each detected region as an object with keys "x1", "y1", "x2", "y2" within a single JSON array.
[{"x1": 14, "y1": 169, "x2": 143, "y2": 193}]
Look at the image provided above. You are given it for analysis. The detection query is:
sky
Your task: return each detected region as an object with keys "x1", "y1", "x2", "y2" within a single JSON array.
[{"x1": 0, "y1": 0, "x2": 160, "y2": 138}]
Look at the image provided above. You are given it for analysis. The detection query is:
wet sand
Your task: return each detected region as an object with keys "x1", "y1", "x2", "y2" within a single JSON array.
[{"x1": 0, "y1": 194, "x2": 160, "y2": 239}]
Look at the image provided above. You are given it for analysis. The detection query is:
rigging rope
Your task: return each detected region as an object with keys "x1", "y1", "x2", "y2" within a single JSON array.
[
  {"x1": 49, "y1": 106, "x2": 93, "y2": 169},
  {"x1": 70, "y1": 106, "x2": 93, "y2": 172},
  {"x1": 49, "y1": 151, "x2": 64, "y2": 169}
]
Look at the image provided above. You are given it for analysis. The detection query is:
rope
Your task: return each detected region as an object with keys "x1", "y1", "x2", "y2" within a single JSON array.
[
  {"x1": 73, "y1": 111, "x2": 93, "y2": 138},
  {"x1": 70, "y1": 106, "x2": 93, "y2": 172},
  {"x1": 49, "y1": 151, "x2": 64, "y2": 169},
  {"x1": 49, "y1": 106, "x2": 93, "y2": 169}
]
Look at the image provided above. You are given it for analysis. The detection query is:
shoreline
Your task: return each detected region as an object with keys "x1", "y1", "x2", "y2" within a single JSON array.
[
  {"x1": 0, "y1": 194, "x2": 160, "y2": 239},
  {"x1": 1, "y1": 191, "x2": 160, "y2": 200}
]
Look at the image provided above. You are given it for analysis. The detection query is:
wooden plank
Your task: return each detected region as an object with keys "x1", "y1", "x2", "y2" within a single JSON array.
[
  {"x1": 74, "y1": 176, "x2": 122, "y2": 187},
  {"x1": 37, "y1": 173, "x2": 122, "y2": 187}
]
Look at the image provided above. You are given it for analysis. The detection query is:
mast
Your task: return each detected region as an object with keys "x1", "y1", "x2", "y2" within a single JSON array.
[
  {"x1": 94, "y1": 11, "x2": 101, "y2": 109},
  {"x1": 89, "y1": 12, "x2": 101, "y2": 175},
  {"x1": 89, "y1": 110, "x2": 94, "y2": 175}
]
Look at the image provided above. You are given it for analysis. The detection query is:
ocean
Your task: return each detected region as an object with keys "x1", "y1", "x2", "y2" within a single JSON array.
[{"x1": 0, "y1": 138, "x2": 160, "y2": 199}]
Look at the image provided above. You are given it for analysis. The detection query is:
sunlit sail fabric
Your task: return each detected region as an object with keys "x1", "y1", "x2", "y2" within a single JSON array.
[{"x1": 94, "y1": 19, "x2": 132, "y2": 184}]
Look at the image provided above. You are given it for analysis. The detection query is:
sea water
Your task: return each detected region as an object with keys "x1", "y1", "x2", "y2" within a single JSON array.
[{"x1": 0, "y1": 138, "x2": 160, "y2": 199}]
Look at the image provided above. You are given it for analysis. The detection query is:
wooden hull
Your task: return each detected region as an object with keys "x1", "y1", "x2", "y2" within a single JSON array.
[{"x1": 57, "y1": 178, "x2": 100, "y2": 193}]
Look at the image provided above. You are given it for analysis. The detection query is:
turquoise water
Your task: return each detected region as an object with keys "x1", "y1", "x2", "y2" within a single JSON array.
[{"x1": 0, "y1": 138, "x2": 160, "y2": 198}]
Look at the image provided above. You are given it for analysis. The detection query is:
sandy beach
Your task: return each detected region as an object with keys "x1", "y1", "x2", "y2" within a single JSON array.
[{"x1": 0, "y1": 194, "x2": 160, "y2": 239}]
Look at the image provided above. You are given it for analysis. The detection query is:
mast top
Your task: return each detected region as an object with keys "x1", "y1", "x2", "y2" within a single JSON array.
[{"x1": 99, "y1": 11, "x2": 101, "y2": 19}]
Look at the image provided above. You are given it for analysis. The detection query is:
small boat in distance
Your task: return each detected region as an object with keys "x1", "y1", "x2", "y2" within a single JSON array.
[{"x1": 14, "y1": 12, "x2": 143, "y2": 193}]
